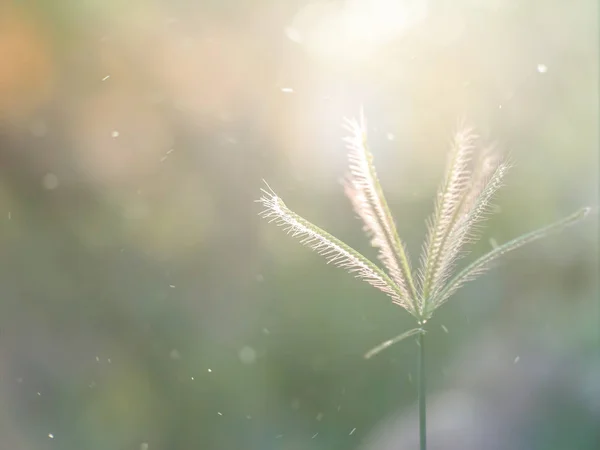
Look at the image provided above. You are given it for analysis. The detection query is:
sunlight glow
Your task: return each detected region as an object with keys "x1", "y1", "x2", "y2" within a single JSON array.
[{"x1": 286, "y1": 0, "x2": 428, "y2": 62}]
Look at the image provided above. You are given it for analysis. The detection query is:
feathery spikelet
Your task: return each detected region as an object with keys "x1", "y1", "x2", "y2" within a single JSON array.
[
  {"x1": 426, "y1": 206, "x2": 591, "y2": 316},
  {"x1": 257, "y1": 184, "x2": 416, "y2": 314},
  {"x1": 417, "y1": 127, "x2": 477, "y2": 310},
  {"x1": 257, "y1": 110, "x2": 589, "y2": 351},
  {"x1": 343, "y1": 111, "x2": 417, "y2": 310},
  {"x1": 429, "y1": 151, "x2": 511, "y2": 300}
]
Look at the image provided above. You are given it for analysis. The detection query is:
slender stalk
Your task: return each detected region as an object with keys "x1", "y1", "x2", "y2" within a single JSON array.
[{"x1": 418, "y1": 330, "x2": 427, "y2": 450}]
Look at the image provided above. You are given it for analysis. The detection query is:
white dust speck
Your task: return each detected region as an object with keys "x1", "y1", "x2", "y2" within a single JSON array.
[
  {"x1": 316, "y1": 412, "x2": 324, "y2": 421},
  {"x1": 8, "y1": 212, "x2": 11, "y2": 220},
  {"x1": 285, "y1": 26, "x2": 303, "y2": 43},
  {"x1": 160, "y1": 148, "x2": 175, "y2": 162},
  {"x1": 262, "y1": 328, "x2": 270, "y2": 335},
  {"x1": 140, "y1": 443, "x2": 149, "y2": 450},
  {"x1": 207, "y1": 368, "x2": 212, "y2": 373},
  {"x1": 386, "y1": 133, "x2": 395, "y2": 141},
  {"x1": 246, "y1": 415, "x2": 252, "y2": 419},
  {"x1": 514, "y1": 356, "x2": 520, "y2": 364},
  {"x1": 441, "y1": 324, "x2": 449, "y2": 333},
  {"x1": 169, "y1": 349, "x2": 181, "y2": 360},
  {"x1": 111, "y1": 130, "x2": 120, "y2": 138},
  {"x1": 280, "y1": 87, "x2": 294, "y2": 93},
  {"x1": 102, "y1": 75, "x2": 110, "y2": 81},
  {"x1": 349, "y1": 427, "x2": 356, "y2": 435},
  {"x1": 498, "y1": 104, "x2": 502, "y2": 109},
  {"x1": 107, "y1": 358, "x2": 112, "y2": 364},
  {"x1": 190, "y1": 376, "x2": 194, "y2": 381},
  {"x1": 239, "y1": 346, "x2": 257, "y2": 364},
  {"x1": 408, "y1": 373, "x2": 412, "y2": 383},
  {"x1": 169, "y1": 284, "x2": 175, "y2": 288},
  {"x1": 537, "y1": 63, "x2": 548, "y2": 74},
  {"x1": 37, "y1": 392, "x2": 41, "y2": 396},
  {"x1": 95, "y1": 356, "x2": 100, "y2": 362},
  {"x1": 312, "y1": 432, "x2": 319, "y2": 439},
  {"x1": 48, "y1": 433, "x2": 54, "y2": 439},
  {"x1": 217, "y1": 412, "x2": 223, "y2": 416},
  {"x1": 42, "y1": 173, "x2": 59, "y2": 190},
  {"x1": 337, "y1": 405, "x2": 341, "y2": 412}
]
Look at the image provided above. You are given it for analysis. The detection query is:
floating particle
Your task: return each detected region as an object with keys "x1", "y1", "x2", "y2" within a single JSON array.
[
  {"x1": 489, "y1": 238, "x2": 499, "y2": 249},
  {"x1": 48, "y1": 433, "x2": 54, "y2": 439},
  {"x1": 386, "y1": 133, "x2": 395, "y2": 141},
  {"x1": 160, "y1": 148, "x2": 175, "y2": 162},
  {"x1": 285, "y1": 27, "x2": 303, "y2": 43},
  {"x1": 95, "y1": 356, "x2": 100, "y2": 362},
  {"x1": 514, "y1": 356, "x2": 520, "y2": 364},
  {"x1": 311, "y1": 433, "x2": 319, "y2": 439},
  {"x1": 42, "y1": 173, "x2": 59, "y2": 190},
  {"x1": 111, "y1": 131, "x2": 120, "y2": 138},
  {"x1": 239, "y1": 346, "x2": 257, "y2": 364},
  {"x1": 349, "y1": 428, "x2": 356, "y2": 436},
  {"x1": 537, "y1": 63, "x2": 548, "y2": 74},
  {"x1": 217, "y1": 412, "x2": 222, "y2": 416},
  {"x1": 316, "y1": 412, "x2": 324, "y2": 421},
  {"x1": 169, "y1": 349, "x2": 181, "y2": 360},
  {"x1": 102, "y1": 75, "x2": 110, "y2": 81},
  {"x1": 169, "y1": 285, "x2": 176, "y2": 288},
  {"x1": 246, "y1": 415, "x2": 252, "y2": 420},
  {"x1": 262, "y1": 328, "x2": 270, "y2": 335},
  {"x1": 140, "y1": 443, "x2": 149, "y2": 450},
  {"x1": 280, "y1": 87, "x2": 294, "y2": 93},
  {"x1": 207, "y1": 368, "x2": 212, "y2": 373},
  {"x1": 190, "y1": 377, "x2": 194, "y2": 381},
  {"x1": 441, "y1": 324, "x2": 449, "y2": 333}
]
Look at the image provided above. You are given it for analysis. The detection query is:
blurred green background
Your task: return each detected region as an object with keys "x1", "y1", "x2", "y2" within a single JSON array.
[{"x1": 0, "y1": 0, "x2": 598, "y2": 449}]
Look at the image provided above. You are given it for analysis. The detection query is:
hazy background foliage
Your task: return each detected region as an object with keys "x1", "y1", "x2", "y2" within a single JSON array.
[{"x1": 0, "y1": 0, "x2": 598, "y2": 449}]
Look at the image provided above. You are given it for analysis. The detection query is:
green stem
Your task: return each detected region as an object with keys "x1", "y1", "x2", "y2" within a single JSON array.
[{"x1": 418, "y1": 330, "x2": 427, "y2": 450}]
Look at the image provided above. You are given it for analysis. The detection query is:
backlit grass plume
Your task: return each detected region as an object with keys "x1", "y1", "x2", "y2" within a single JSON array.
[{"x1": 257, "y1": 110, "x2": 589, "y2": 449}]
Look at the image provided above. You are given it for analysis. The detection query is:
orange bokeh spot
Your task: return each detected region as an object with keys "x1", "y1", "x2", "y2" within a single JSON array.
[{"x1": 0, "y1": 5, "x2": 55, "y2": 121}]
